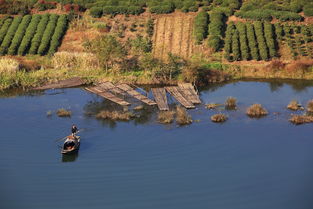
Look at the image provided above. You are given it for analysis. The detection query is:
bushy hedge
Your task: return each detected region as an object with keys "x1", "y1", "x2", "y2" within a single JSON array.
[
  {"x1": 48, "y1": 15, "x2": 68, "y2": 55},
  {"x1": 246, "y1": 23, "x2": 259, "y2": 60},
  {"x1": 150, "y1": 5, "x2": 175, "y2": 14},
  {"x1": 18, "y1": 15, "x2": 42, "y2": 55},
  {"x1": 0, "y1": 18, "x2": 13, "y2": 45},
  {"x1": 254, "y1": 21, "x2": 269, "y2": 60},
  {"x1": 301, "y1": 25, "x2": 312, "y2": 42},
  {"x1": 235, "y1": 10, "x2": 272, "y2": 21},
  {"x1": 207, "y1": 35, "x2": 222, "y2": 52},
  {"x1": 7, "y1": 15, "x2": 32, "y2": 55},
  {"x1": 29, "y1": 14, "x2": 50, "y2": 54},
  {"x1": 263, "y1": 22, "x2": 277, "y2": 58},
  {"x1": 37, "y1": 14, "x2": 59, "y2": 55},
  {"x1": 193, "y1": 11, "x2": 209, "y2": 44},
  {"x1": 271, "y1": 10, "x2": 303, "y2": 21},
  {"x1": 102, "y1": 6, "x2": 144, "y2": 15},
  {"x1": 90, "y1": 7, "x2": 102, "y2": 18},
  {"x1": 274, "y1": 23, "x2": 283, "y2": 41},
  {"x1": 303, "y1": 5, "x2": 313, "y2": 17},
  {"x1": 236, "y1": 22, "x2": 249, "y2": 60},
  {"x1": 224, "y1": 22, "x2": 235, "y2": 61},
  {"x1": 232, "y1": 29, "x2": 240, "y2": 61},
  {"x1": 208, "y1": 11, "x2": 225, "y2": 51},
  {"x1": 0, "y1": 16, "x2": 22, "y2": 55}
]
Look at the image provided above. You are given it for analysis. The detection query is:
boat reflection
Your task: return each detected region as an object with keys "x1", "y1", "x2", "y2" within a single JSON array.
[{"x1": 62, "y1": 152, "x2": 79, "y2": 163}]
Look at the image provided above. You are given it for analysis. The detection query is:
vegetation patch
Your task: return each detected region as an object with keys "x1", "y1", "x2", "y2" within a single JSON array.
[
  {"x1": 211, "y1": 113, "x2": 228, "y2": 123},
  {"x1": 246, "y1": 104, "x2": 268, "y2": 118},
  {"x1": 287, "y1": 100, "x2": 303, "y2": 111},
  {"x1": 205, "y1": 103, "x2": 222, "y2": 109},
  {"x1": 176, "y1": 106, "x2": 192, "y2": 125},
  {"x1": 225, "y1": 97, "x2": 237, "y2": 110},
  {"x1": 306, "y1": 100, "x2": 313, "y2": 113},
  {"x1": 158, "y1": 111, "x2": 175, "y2": 124},
  {"x1": 289, "y1": 114, "x2": 313, "y2": 125},
  {"x1": 96, "y1": 110, "x2": 135, "y2": 121},
  {"x1": 0, "y1": 57, "x2": 20, "y2": 74},
  {"x1": 56, "y1": 108, "x2": 71, "y2": 117}
]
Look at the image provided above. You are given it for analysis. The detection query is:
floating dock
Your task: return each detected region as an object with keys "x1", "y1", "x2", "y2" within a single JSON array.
[
  {"x1": 97, "y1": 82, "x2": 126, "y2": 95},
  {"x1": 85, "y1": 86, "x2": 130, "y2": 106},
  {"x1": 165, "y1": 86, "x2": 195, "y2": 109},
  {"x1": 34, "y1": 77, "x2": 85, "y2": 90},
  {"x1": 178, "y1": 83, "x2": 201, "y2": 104},
  {"x1": 151, "y1": 88, "x2": 169, "y2": 111},
  {"x1": 116, "y1": 84, "x2": 157, "y2": 106}
]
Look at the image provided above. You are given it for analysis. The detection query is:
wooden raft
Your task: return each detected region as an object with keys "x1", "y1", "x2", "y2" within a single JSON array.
[
  {"x1": 178, "y1": 83, "x2": 201, "y2": 104},
  {"x1": 165, "y1": 86, "x2": 195, "y2": 109},
  {"x1": 34, "y1": 77, "x2": 85, "y2": 90},
  {"x1": 151, "y1": 88, "x2": 169, "y2": 111},
  {"x1": 116, "y1": 84, "x2": 157, "y2": 106},
  {"x1": 85, "y1": 86, "x2": 130, "y2": 106},
  {"x1": 97, "y1": 82, "x2": 126, "y2": 95}
]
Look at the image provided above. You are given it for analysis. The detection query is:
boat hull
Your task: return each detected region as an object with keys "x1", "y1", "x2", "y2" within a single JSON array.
[{"x1": 61, "y1": 136, "x2": 80, "y2": 155}]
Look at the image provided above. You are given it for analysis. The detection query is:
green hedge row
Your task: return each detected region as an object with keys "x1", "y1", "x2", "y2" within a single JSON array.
[
  {"x1": 29, "y1": 14, "x2": 50, "y2": 54},
  {"x1": 0, "y1": 18, "x2": 13, "y2": 45},
  {"x1": 0, "y1": 16, "x2": 22, "y2": 55},
  {"x1": 236, "y1": 22, "x2": 249, "y2": 60},
  {"x1": 38, "y1": 14, "x2": 59, "y2": 55},
  {"x1": 223, "y1": 22, "x2": 234, "y2": 61},
  {"x1": 263, "y1": 22, "x2": 277, "y2": 58},
  {"x1": 150, "y1": 5, "x2": 175, "y2": 14},
  {"x1": 231, "y1": 29, "x2": 240, "y2": 61},
  {"x1": 18, "y1": 15, "x2": 42, "y2": 55},
  {"x1": 7, "y1": 15, "x2": 32, "y2": 55},
  {"x1": 48, "y1": 15, "x2": 68, "y2": 55},
  {"x1": 208, "y1": 12, "x2": 225, "y2": 51},
  {"x1": 254, "y1": 21, "x2": 269, "y2": 60},
  {"x1": 235, "y1": 9, "x2": 303, "y2": 22},
  {"x1": 193, "y1": 11, "x2": 209, "y2": 44},
  {"x1": 274, "y1": 23, "x2": 283, "y2": 41},
  {"x1": 246, "y1": 23, "x2": 259, "y2": 60}
]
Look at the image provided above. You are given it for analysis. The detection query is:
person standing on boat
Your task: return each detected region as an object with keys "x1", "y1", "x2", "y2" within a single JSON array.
[{"x1": 71, "y1": 124, "x2": 78, "y2": 137}]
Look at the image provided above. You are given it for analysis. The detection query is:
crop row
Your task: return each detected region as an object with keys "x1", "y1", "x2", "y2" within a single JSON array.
[{"x1": 0, "y1": 14, "x2": 68, "y2": 56}]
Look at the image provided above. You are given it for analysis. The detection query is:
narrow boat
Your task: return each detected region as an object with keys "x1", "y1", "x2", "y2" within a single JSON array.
[{"x1": 61, "y1": 135, "x2": 80, "y2": 154}]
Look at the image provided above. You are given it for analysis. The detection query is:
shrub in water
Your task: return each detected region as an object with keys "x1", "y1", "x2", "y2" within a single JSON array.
[
  {"x1": 211, "y1": 113, "x2": 228, "y2": 123},
  {"x1": 246, "y1": 104, "x2": 268, "y2": 118}
]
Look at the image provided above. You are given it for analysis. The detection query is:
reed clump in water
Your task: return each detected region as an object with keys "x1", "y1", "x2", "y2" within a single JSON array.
[
  {"x1": 158, "y1": 111, "x2": 175, "y2": 124},
  {"x1": 96, "y1": 110, "x2": 135, "y2": 121},
  {"x1": 57, "y1": 108, "x2": 71, "y2": 117},
  {"x1": 205, "y1": 103, "x2": 222, "y2": 109},
  {"x1": 246, "y1": 104, "x2": 268, "y2": 118},
  {"x1": 306, "y1": 100, "x2": 313, "y2": 113},
  {"x1": 225, "y1": 97, "x2": 237, "y2": 110},
  {"x1": 46, "y1": 110, "x2": 52, "y2": 117},
  {"x1": 176, "y1": 106, "x2": 192, "y2": 125},
  {"x1": 289, "y1": 114, "x2": 313, "y2": 125},
  {"x1": 287, "y1": 100, "x2": 303, "y2": 111},
  {"x1": 211, "y1": 114, "x2": 228, "y2": 123}
]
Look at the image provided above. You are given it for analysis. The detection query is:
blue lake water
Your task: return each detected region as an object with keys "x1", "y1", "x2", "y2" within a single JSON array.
[{"x1": 0, "y1": 80, "x2": 313, "y2": 209}]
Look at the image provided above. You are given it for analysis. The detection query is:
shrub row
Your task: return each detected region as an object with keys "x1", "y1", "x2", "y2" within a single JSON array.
[
  {"x1": 236, "y1": 22, "x2": 249, "y2": 60},
  {"x1": 232, "y1": 29, "x2": 240, "y2": 61},
  {"x1": 0, "y1": 16, "x2": 22, "y2": 55},
  {"x1": 235, "y1": 9, "x2": 303, "y2": 22},
  {"x1": 303, "y1": 4, "x2": 313, "y2": 17},
  {"x1": 246, "y1": 23, "x2": 259, "y2": 60},
  {"x1": 223, "y1": 22, "x2": 234, "y2": 61},
  {"x1": 208, "y1": 12, "x2": 225, "y2": 51},
  {"x1": 274, "y1": 23, "x2": 283, "y2": 41},
  {"x1": 18, "y1": 15, "x2": 42, "y2": 55},
  {"x1": 48, "y1": 15, "x2": 68, "y2": 55},
  {"x1": 7, "y1": 15, "x2": 32, "y2": 55},
  {"x1": 150, "y1": 5, "x2": 175, "y2": 14},
  {"x1": 29, "y1": 14, "x2": 50, "y2": 54},
  {"x1": 90, "y1": 6, "x2": 144, "y2": 17},
  {"x1": 263, "y1": 22, "x2": 277, "y2": 58},
  {"x1": 0, "y1": 18, "x2": 13, "y2": 45},
  {"x1": 193, "y1": 11, "x2": 209, "y2": 44},
  {"x1": 37, "y1": 14, "x2": 59, "y2": 55},
  {"x1": 254, "y1": 21, "x2": 269, "y2": 60}
]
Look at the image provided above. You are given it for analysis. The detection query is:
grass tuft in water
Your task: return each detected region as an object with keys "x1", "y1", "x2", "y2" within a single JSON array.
[
  {"x1": 289, "y1": 114, "x2": 313, "y2": 125},
  {"x1": 158, "y1": 111, "x2": 175, "y2": 124},
  {"x1": 205, "y1": 103, "x2": 222, "y2": 109},
  {"x1": 306, "y1": 100, "x2": 313, "y2": 113},
  {"x1": 176, "y1": 106, "x2": 192, "y2": 125},
  {"x1": 246, "y1": 104, "x2": 268, "y2": 118},
  {"x1": 211, "y1": 114, "x2": 228, "y2": 123},
  {"x1": 225, "y1": 97, "x2": 237, "y2": 110},
  {"x1": 46, "y1": 110, "x2": 52, "y2": 117},
  {"x1": 56, "y1": 108, "x2": 71, "y2": 117},
  {"x1": 287, "y1": 100, "x2": 303, "y2": 111},
  {"x1": 96, "y1": 110, "x2": 135, "y2": 121}
]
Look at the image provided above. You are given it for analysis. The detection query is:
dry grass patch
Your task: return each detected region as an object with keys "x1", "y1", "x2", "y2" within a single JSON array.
[
  {"x1": 158, "y1": 111, "x2": 175, "y2": 124},
  {"x1": 211, "y1": 114, "x2": 228, "y2": 123},
  {"x1": 57, "y1": 108, "x2": 71, "y2": 117},
  {"x1": 205, "y1": 103, "x2": 222, "y2": 109},
  {"x1": 176, "y1": 106, "x2": 192, "y2": 125},
  {"x1": 287, "y1": 100, "x2": 303, "y2": 111},
  {"x1": 0, "y1": 57, "x2": 20, "y2": 74},
  {"x1": 96, "y1": 110, "x2": 135, "y2": 121},
  {"x1": 53, "y1": 52, "x2": 99, "y2": 70},
  {"x1": 225, "y1": 97, "x2": 237, "y2": 110},
  {"x1": 289, "y1": 114, "x2": 313, "y2": 125},
  {"x1": 246, "y1": 104, "x2": 268, "y2": 118},
  {"x1": 306, "y1": 100, "x2": 313, "y2": 113}
]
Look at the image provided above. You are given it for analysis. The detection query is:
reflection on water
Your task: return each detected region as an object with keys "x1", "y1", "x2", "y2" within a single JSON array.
[{"x1": 62, "y1": 152, "x2": 79, "y2": 163}]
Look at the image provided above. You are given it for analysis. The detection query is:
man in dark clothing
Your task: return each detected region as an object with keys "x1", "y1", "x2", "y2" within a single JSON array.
[{"x1": 71, "y1": 124, "x2": 78, "y2": 136}]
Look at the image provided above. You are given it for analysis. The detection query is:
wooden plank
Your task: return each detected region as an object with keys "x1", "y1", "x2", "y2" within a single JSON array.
[
  {"x1": 85, "y1": 87, "x2": 130, "y2": 106},
  {"x1": 178, "y1": 83, "x2": 201, "y2": 104},
  {"x1": 151, "y1": 88, "x2": 169, "y2": 111},
  {"x1": 97, "y1": 82, "x2": 125, "y2": 95},
  {"x1": 116, "y1": 84, "x2": 157, "y2": 106},
  {"x1": 165, "y1": 86, "x2": 195, "y2": 109},
  {"x1": 34, "y1": 77, "x2": 85, "y2": 90}
]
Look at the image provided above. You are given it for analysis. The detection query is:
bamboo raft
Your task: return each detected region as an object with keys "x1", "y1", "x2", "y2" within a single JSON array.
[
  {"x1": 34, "y1": 77, "x2": 85, "y2": 90},
  {"x1": 165, "y1": 86, "x2": 195, "y2": 109},
  {"x1": 85, "y1": 86, "x2": 130, "y2": 106},
  {"x1": 178, "y1": 83, "x2": 201, "y2": 104},
  {"x1": 151, "y1": 88, "x2": 169, "y2": 111}
]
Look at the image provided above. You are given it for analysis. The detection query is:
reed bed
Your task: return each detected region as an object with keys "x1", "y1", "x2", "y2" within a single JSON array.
[
  {"x1": 289, "y1": 114, "x2": 313, "y2": 125},
  {"x1": 96, "y1": 110, "x2": 135, "y2": 121},
  {"x1": 211, "y1": 114, "x2": 228, "y2": 123},
  {"x1": 56, "y1": 108, "x2": 71, "y2": 117},
  {"x1": 158, "y1": 111, "x2": 175, "y2": 124},
  {"x1": 225, "y1": 97, "x2": 237, "y2": 110},
  {"x1": 205, "y1": 103, "x2": 222, "y2": 109},
  {"x1": 52, "y1": 52, "x2": 99, "y2": 70},
  {"x1": 306, "y1": 100, "x2": 313, "y2": 113},
  {"x1": 287, "y1": 100, "x2": 303, "y2": 111},
  {"x1": 246, "y1": 104, "x2": 268, "y2": 118},
  {"x1": 176, "y1": 106, "x2": 192, "y2": 125},
  {"x1": 0, "y1": 57, "x2": 20, "y2": 74}
]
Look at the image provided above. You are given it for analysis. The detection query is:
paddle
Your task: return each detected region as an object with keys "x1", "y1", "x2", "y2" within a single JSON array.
[{"x1": 55, "y1": 129, "x2": 85, "y2": 142}]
